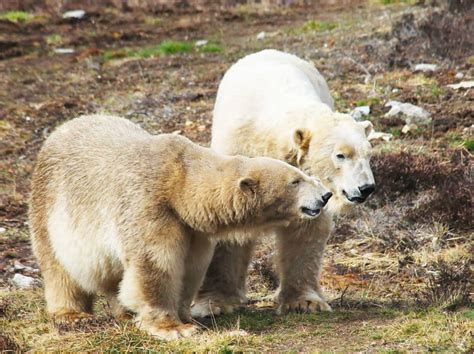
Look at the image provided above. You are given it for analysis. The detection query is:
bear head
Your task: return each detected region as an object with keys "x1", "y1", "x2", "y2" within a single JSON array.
[
  {"x1": 237, "y1": 156, "x2": 332, "y2": 224},
  {"x1": 288, "y1": 109, "x2": 375, "y2": 212}
]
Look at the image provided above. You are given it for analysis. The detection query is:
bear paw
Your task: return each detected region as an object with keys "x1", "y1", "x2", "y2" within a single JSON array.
[
  {"x1": 191, "y1": 298, "x2": 240, "y2": 318},
  {"x1": 137, "y1": 319, "x2": 198, "y2": 341},
  {"x1": 52, "y1": 310, "x2": 93, "y2": 323},
  {"x1": 277, "y1": 290, "x2": 332, "y2": 315}
]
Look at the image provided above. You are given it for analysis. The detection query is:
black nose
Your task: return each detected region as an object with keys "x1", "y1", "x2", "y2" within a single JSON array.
[
  {"x1": 322, "y1": 192, "x2": 333, "y2": 206},
  {"x1": 359, "y1": 184, "x2": 375, "y2": 197}
]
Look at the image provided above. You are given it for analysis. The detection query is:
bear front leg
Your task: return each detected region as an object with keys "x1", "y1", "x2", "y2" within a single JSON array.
[
  {"x1": 192, "y1": 240, "x2": 255, "y2": 317},
  {"x1": 275, "y1": 213, "x2": 333, "y2": 314},
  {"x1": 118, "y1": 233, "x2": 197, "y2": 340},
  {"x1": 178, "y1": 235, "x2": 215, "y2": 323}
]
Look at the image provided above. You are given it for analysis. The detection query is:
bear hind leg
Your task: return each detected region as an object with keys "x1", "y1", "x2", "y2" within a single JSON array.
[
  {"x1": 42, "y1": 260, "x2": 94, "y2": 322},
  {"x1": 31, "y1": 223, "x2": 94, "y2": 323}
]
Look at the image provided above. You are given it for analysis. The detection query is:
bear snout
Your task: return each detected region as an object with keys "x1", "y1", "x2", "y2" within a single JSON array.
[{"x1": 322, "y1": 192, "x2": 333, "y2": 206}]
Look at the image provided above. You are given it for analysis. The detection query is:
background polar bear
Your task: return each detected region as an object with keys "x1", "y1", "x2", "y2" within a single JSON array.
[
  {"x1": 30, "y1": 115, "x2": 331, "y2": 340},
  {"x1": 193, "y1": 49, "x2": 376, "y2": 316}
]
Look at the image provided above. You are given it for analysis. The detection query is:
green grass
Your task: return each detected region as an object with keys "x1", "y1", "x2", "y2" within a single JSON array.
[
  {"x1": 0, "y1": 11, "x2": 34, "y2": 23},
  {"x1": 430, "y1": 83, "x2": 442, "y2": 98},
  {"x1": 356, "y1": 97, "x2": 381, "y2": 107},
  {"x1": 158, "y1": 40, "x2": 194, "y2": 55},
  {"x1": 300, "y1": 20, "x2": 338, "y2": 33},
  {"x1": 103, "y1": 40, "x2": 224, "y2": 61},
  {"x1": 463, "y1": 139, "x2": 474, "y2": 151},
  {"x1": 198, "y1": 42, "x2": 223, "y2": 53},
  {"x1": 45, "y1": 34, "x2": 63, "y2": 45}
]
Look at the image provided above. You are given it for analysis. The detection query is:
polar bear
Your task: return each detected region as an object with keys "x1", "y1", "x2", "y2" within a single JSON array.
[
  {"x1": 193, "y1": 49, "x2": 376, "y2": 316},
  {"x1": 29, "y1": 114, "x2": 331, "y2": 340}
]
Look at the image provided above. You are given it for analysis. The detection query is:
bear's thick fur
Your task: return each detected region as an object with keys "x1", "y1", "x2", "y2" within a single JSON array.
[
  {"x1": 29, "y1": 114, "x2": 330, "y2": 340},
  {"x1": 194, "y1": 49, "x2": 376, "y2": 316}
]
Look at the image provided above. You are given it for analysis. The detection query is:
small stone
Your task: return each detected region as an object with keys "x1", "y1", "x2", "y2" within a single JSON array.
[
  {"x1": 195, "y1": 40, "x2": 208, "y2": 47},
  {"x1": 62, "y1": 10, "x2": 86, "y2": 19},
  {"x1": 256, "y1": 31, "x2": 266, "y2": 40},
  {"x1": 53, "y1": 48, "x2": 75, "y2": 54},
  {"x1": 413, "y1": 63, "x2": 437, "y2": 72},
  {"x1": 455, "y1": 72, "x2": 464, "y2": 80},
  {"x1": 0, "y1": 227, "x2": 6, "y2": 233},
  {"x1": 392, "y1": 88, "x2": 400, "y2": 93},
  {"x1": 447, "y1": 81, "x2": 474, "y2": 90},
  {"x1": 14, "y1": 261, "x2": 35, "y2": 272},
  {"x1": 385, "y1": 101, "x2": 431, "y2": 126},
  {"x1": 12, "y1": 274, "x2": 37, "y2": 289},
  {"x1": 350, "y1": 106, "x2": 370, "y2": 121},
  {"x1": 13, "y1": 261, "x2": 26, "y2": 271}
]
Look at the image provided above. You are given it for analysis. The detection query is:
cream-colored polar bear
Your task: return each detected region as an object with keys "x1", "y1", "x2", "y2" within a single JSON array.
[
  {"x1": 193, "y1": 49, "x2": 376, "y2": 316},
  {"x1": 29, "y1": 114, "x2": 331, "y2": 340}
]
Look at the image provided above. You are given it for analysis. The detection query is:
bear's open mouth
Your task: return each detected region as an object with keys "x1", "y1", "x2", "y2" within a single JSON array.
[{"x1": 301, "y1": 207, "x2": 321, "y2": 217}]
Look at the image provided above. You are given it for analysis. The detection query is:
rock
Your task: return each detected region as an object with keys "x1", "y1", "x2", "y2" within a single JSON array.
[
  {"x1": 413, "y1": 63, "x2": 437, "y2": 72},
  {"x1": 53, "y1": 48, "x2": 75, "y2": 54},
  {"x1": 402, "y1": 124, "x2": 417, "y2": 134},
  {"x1": 447, "y1": 81, "x2": 474, "y2": 90},
  {"x1": 256, "y1": 31, "x2": 266, "y2": 40},
  {"x1": 385, "y1": 100, "x2": 431, "y2": 126},
  {"x1": 350, "y1": 105, "x2": 370, "y2": 121},
  {"x1": 368, "y1": 131, "x2": 393, "y2": 142},
  {"x1": 455, "y1": 72, "x2": 464, "y2": 80},
  {"x1": 13, "y1": 261, "x2": 35, "y2": 272},
  {"x1": 0, "y1": 227, "x2": 5, "y2": 233},
  {"x1": 62, "y1": 10, "x2": 86, "y2": 19},
  {"x1": 392, "y1": 88, "x2": 400, "y2": 93},
  {"x1": 195, "y1": 40, "x2": 208, "y2": 47},
  {"x1": 12, "y1": 274, "x2": 37, "y2": 289}
]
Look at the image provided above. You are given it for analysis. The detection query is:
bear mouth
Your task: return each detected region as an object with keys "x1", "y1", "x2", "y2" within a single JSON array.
[
  {"x1": 301, "y1": 207, "x2": 321, "y2": 218},
  {"x1": 343, "y1": 190, "x2": 366, "y2": 204}
]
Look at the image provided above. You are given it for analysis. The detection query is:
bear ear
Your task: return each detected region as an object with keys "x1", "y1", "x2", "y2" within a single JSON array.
[
  {"x1": 358, "y1": 120, "x2": 374, "y2": 138},
  {"x1": 293, "y1": 128, "x2": 312, "y2": 148},
  {"x1": 291, "y1": 128, "x2": 312, "y2": 166},
  {"x1": 239, "y1": 177, "x2": 259, "y2": 196}
]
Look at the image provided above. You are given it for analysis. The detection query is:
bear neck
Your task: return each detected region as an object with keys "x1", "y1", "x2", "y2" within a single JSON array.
[{"x1": 171, "y1": 157, "x2": 262, "y2": 234}]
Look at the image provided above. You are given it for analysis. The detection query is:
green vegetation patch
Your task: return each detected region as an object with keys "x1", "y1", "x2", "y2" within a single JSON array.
[
  {"x1": 0, "y1": 11, "x2": 34, "y2": 23},
  {"x1": 45, "y1": 34, "x2": 63, "y2": 45},
  {"x1": 463, "y1": 139, "x2": 474, "y2": 151},
  {"x1": 104, "y1": 40, "x2": 224, "y2": 61},
  {"x1": 198, "y1": 42, "x2": 223, "y2": 53},
  {"x1": 301, "y1": 20, "x2": 338, "y2": 33},
  {"x1": 158, "y1": 40, "x2": 194, "y2": 55}
]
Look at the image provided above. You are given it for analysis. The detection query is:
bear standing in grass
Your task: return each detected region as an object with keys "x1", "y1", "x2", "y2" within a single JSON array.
[
  {"x1": 194, "y1": 49, "x2": 377, "y2": 317},
  {"x1": 29, "y1": 115, "x2": 331, "y2": 340}
]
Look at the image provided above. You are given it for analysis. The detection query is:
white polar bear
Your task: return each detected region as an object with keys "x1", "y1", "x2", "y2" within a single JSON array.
[{"x1": 193, "y1": 49, "x2": 377, "y2": 317}]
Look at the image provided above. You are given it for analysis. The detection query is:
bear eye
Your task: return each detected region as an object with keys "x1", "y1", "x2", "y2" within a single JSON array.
[
  {"x1": 336, "y1": 153, "x2": 345, "y2": 160},
  {"x1": 291, "y1": 179, "x2": 301, "y2": 186}
]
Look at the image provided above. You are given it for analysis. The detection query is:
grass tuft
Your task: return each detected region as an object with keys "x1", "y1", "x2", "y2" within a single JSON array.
[
  {"x1": 0, "y1": 11, "x2": 34, "y2": 23},
  {"x1": 301, "y1": 20, "x2": 338, "y2": 33},
  {"x1": 158, "y1": 40, "x2": 194, "y2": 55},
  {"x1": 198, "y1": 42, "x2": 223, "y2": 53}
]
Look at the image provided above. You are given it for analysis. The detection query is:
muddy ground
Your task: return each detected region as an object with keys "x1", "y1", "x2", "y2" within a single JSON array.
[{"x1": 0, "y1": 0, "x2": 473, "y2": 351}]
